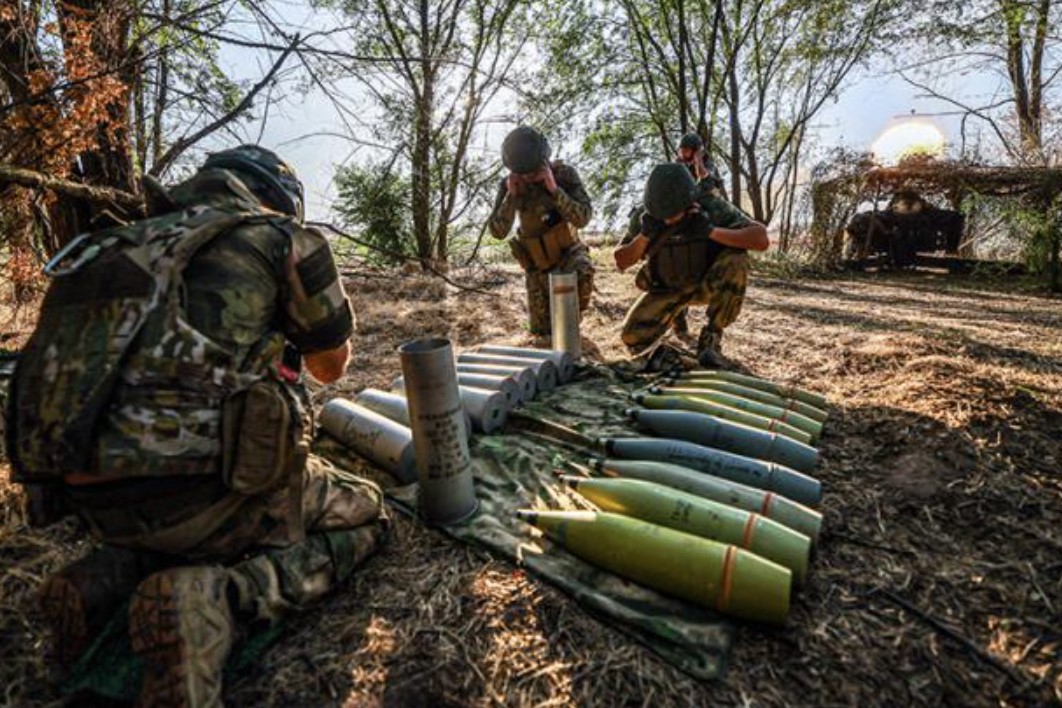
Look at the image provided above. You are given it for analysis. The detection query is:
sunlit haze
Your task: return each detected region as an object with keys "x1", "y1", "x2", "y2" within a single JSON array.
[{"x1": 871, "y1": 120, "x2": 947, "y2": 165}]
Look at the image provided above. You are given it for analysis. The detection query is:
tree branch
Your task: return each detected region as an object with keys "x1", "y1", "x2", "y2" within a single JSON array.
[
  {"x1": 148, "y1": 34, "x2": 299, "y2": 176},
  {"x1": 0, "y1": 163, "x2": 141, "y2": 211}
]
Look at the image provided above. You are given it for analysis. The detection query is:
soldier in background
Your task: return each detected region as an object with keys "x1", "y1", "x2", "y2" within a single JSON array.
[
  {"x1": 613, "y1": 164, "x2": 767, "y2": 368},
  {"x1": 12, "y1": 146, "x2": 387, "y2": 706},
  {"x1": 676, "y1": 132, "x2": 726, "y2": 201},
  {"x1": 488, "y1": 126, "x2": 594, "y2": 335},
  {"x1": 667, "y1": 132, "x2": 730, "y2": 336}
]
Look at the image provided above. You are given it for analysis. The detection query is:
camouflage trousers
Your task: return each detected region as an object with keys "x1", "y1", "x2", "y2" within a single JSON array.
[
  {"x1": 524, "y1": 243, "x2": 594, "y2": 335},
  {"x1": 61, "y1": 455, "x2": 387, "y2": 628},
  {"x1": 621, "y1": 249, "x2": 748, "y2": 357}
]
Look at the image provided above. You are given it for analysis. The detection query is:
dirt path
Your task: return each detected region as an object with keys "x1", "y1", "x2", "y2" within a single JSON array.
[{"x1": 2, "y1": 263, "x2": 1060, "y2": 706}]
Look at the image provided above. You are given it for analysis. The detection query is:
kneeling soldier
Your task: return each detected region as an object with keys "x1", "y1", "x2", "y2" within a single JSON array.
[
  {"x1": 614, "y1": 163, "x2": 768, "y2": 368},
  {"x1": 11, "y1": 145, "x2": 387, "y2": 706},
  {"x1": 488, "y1": 126, "x2": 594, "y2": 335}
]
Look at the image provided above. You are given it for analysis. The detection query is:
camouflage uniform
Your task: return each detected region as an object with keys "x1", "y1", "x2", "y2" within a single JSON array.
[
  {"x1": 620, "y1": 194, "x2": 751, "y2": 358},
  {"x1": 488, "y1": 161, "x2": 594, "y2": 334},
  {"x1": 32, "y1": 166, "x2": 386, "y2": 700}
]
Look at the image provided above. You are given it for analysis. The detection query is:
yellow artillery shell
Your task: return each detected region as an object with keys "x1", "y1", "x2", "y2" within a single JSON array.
[
  {"x1": 590, "y1": 457, "x2": 823, "y2": 542},
  {"x1": 518, "y1": 509, "x2": 792, "y2": 624},
  {"x1": 564, "y1": 476, "x2": 811, "y2": 585},
  {"x1": 656, "y1": 387, "x2": 822, "y2": 443},
  {"x1": 681, "y1": 370, "x2": 828, "y2": 410},
  {"x1": 669, "y1": 379, "x2": 828, "y2": 423},
  {"x1": 634, "y1": 393, "x2": 813, "y2": 445}
]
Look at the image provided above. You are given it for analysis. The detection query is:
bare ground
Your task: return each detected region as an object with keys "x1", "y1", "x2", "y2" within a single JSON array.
[{"x1": 1, "y1": 258, "x2": 1060, "y2": 707}]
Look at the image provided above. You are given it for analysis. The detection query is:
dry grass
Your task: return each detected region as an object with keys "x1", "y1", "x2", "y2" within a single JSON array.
[{"x1": 1, "y1": 256, "x2": 1060, "y2": 707}]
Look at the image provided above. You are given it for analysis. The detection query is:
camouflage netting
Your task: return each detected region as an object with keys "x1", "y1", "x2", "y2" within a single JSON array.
[{"x1": 808, "y1": 155, "x2": 1062, "y2": 284}]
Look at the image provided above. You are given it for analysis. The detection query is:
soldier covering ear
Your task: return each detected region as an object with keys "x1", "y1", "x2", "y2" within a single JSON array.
[{"x1": 489, "y1": 126, "x2": 595, "y2": 335}]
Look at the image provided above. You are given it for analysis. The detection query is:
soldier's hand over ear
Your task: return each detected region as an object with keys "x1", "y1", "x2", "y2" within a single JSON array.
[
  {"x1": 506, "y1": 173, "x2": 523, "y2": 195},
  {"x1": 541, "y1": 162, "x2": 558, "y2": 194}
]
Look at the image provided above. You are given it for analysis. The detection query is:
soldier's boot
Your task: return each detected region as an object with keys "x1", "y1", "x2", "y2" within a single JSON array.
[
  {"x1": 130, "y1": 566, "x2": 236, "y2": 708},
  {"x1": 38, "y1": 546, "x2": 146, "y2": 680},
  {"x1": 672, "y1": 309, "x2": 690, "y2": 337},
  {"x1": 696, "y1": 329, "x2": 729, "y2": 370},
  {"x1": 643, "y1": 342, "x2": 696, "y2": 374}
]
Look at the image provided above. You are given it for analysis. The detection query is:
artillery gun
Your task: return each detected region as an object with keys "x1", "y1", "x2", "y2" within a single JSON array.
[{"x1": 844, "y1": 190, "x2": 964, "y2": 268}]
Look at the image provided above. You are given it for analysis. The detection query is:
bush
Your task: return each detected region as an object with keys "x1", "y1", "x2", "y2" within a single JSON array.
[{"x1": 333, "y1": 163, "x2": 415, "y2": 266}]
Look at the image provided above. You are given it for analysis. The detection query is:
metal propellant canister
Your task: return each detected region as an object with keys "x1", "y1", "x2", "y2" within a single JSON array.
[
  {"x1": 455, "y1": 385, "x2": 510, "y2": 434},
  {"x1": 399, "y1": 338, "x2": 478, "y2": 525},
  {"x1": 319, "y1": 399, "x2": 417, "y2": 483},
  {"x1": 456, "y1": 372, "x2": 523, "y2": 406},
  {"x1": 517, "y1": 509, "x2": 792, "y2": 624},
  {"x1": 601, "y1": 437, "x2": 822, "y2": 507},
  {"x1": 389, "y1": 381, "x2": 509, "y2": 435},
  {"x1": 680, "y1": 370, "x2": 828, "y2": 410},
  {"x1": 562, "y1": 476, "x2": 811, "y2": 585},
  {"x1": 456, "y1": 363, "x2": 537, "y2": 401},
  {"x1": 588, "y1": 457, "x2": 823, "y2": 542},
  {"x1": 457, "y1": 353, "x2": 559, "y2": 393},
  {"x1": 549, "y1": 272, "x2": 581, "y2": 359},
  {"x1": 356, "y1": 388, "x2": 473, "y2": 442},
  {"x1": 667, "y1": 378, "x2": 828, "y2": 423},
  {"x1": 653, "y1": 386, "x2": 823, "y2": 443},
  {"x1": 632, "y1": 393, "x2": 813, "y2": 445},
  {"x1": 474, "y1": 345, "x2": 575, "y2": 383},
  {"x1": 625, "y1": 407, "x2": 819, "y2": 473}
]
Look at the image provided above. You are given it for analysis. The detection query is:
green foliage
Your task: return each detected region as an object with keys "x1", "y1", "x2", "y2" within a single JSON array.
[
  {"x1": 333, "y1": 164, "x2": 415, "y2": 266},
  {"x1": 314, "y1": 0, "x2": 530, "y2": 264},
  {"x1": 528, "y1": 0, "x2": 891, "y2": 228},
  {"x1": 130, "y1": 1, "x2": 247, "y2": 174}
]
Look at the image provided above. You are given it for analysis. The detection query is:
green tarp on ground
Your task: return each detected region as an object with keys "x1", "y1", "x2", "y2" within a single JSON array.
[
  {"x1": 63, "y1": 365, "x2": 732, "y2": 701},
  {"x1": 374, "y1": 364, "x2": 734, "y2": 680}
]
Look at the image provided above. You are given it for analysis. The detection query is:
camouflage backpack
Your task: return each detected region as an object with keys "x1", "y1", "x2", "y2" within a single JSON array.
[{"x1": 5, "y1": 206, "x2": 261, "y2": 483}]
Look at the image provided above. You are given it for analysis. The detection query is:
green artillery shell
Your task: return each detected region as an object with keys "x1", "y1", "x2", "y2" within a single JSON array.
[
  {"x1": 589, "y1": 457, "x2": 823, "y2": 542},
  {"x1": 625, "y1": 407, "x2": 819, "y2": 473},
  {"x1": 667, "y1": 379, "x2": 828, "y2": 423},
  {"x1": 633, "y1": 393, "x2": 813, "y2": 446},
  {"x1": 601, "y1": 437, "x2": 822, "y2": 507},
  {"x1": 517, "y1": 509, "x2": 791, "y2": 624},
  {"x1": 680, "y1": 370, "x2": 828, "y2": 410},
  {"x1": 563, "y1": 476, "x2": 810, "y2": 584},
  {"x1": 655, "y1": 387, "x2": 822, "y2": 443}
]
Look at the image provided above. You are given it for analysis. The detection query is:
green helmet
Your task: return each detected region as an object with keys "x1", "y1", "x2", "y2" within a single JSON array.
[
  {"x1": 643, "y1": 163, "x2": 697, "y2": 221},
  {"x1": 202, "y1": 145, "x2": 305, "y2": 221},
  {"x1": 501, "y1": 126, "x2": 551, "y2": 174},
  {"x1": 678, "y1": 133, "x2": 704, "y2": 151}
]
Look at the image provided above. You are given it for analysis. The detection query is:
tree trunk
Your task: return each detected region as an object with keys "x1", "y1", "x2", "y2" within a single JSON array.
[
  {"x1": 727, "y1": 60, "x2": 742, "y2": 207},
  {"x1": 676, "y1": 0, "x2": 689, "y2": 133},
  {"x1": 411, "y1": 0, "x2": 434, "y2": 269}
]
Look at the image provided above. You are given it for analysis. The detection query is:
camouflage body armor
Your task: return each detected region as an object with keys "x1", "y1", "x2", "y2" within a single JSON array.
[
  {"x1": 645, "y1": 220, "x2": 720, "y2": 291},
  {"x1": 507, "y1": 167, "x2": 581, "y2": 272},
  {"x1": 7, "y1": 204, "x2": 305, "y2": 491}
]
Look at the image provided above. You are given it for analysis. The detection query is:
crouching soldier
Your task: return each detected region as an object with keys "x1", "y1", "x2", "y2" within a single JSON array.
[
  {"x1": 8, "y1": 145, "x2": 388, "y2": 706},
  {"x1": 614, "y1": 163, "x2": 768, "y2": 368},
  {"x1": 487, "y1": 126, "x2": 594, "y2": 334}
]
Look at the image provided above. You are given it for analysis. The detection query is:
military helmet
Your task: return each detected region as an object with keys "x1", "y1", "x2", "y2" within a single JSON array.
[
  {"x1": 643, "y1": 163, "x2": 697, "y2": 221},
  {"x1": 501, "y1": 126, "x2": 551, "y2": 174},
  {"x1": 202, "y1": 145, "x2": 305, "y2": 221},
  {"x1": 678, "y1": 133, "x2": 704, "y2": 151}
]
